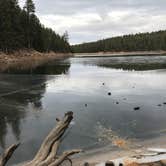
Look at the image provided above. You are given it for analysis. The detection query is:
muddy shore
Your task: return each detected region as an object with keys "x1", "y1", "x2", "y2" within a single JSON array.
[
  {"x1": 0, "y1": 50, "x2": 72, "y2": 73},
  {"x1": 72, "y1": 134, "x2": 166, "y2": 165}
]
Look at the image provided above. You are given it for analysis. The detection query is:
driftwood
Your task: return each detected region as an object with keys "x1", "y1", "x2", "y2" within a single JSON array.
[{"x1": 0, "y1": 112, "x2": 82, "y2": 166}]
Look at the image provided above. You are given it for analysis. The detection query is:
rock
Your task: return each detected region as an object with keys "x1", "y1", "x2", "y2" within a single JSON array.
[
  {"x1": 108, "y1": 92, "x2": 111, "y2": 96},
  {"x1": 161, "y1": 160, "x2": 166, "y2": 165},
  {"x1": 84, "y1": 162, "x2": 90, "y2": 166},
  {"x1": 134, "y1": 107, "x2": 140, "y2": 110},
  {"x1": 116, "y1": 102, "x2": 119, "y2": 104},
  {"x1": 163, "y1": 102, "x2": 166, "y2": 105},
  {"x1": 102, "y1": 83, "x2": 105, "y2": 85},
  {"x1": 85, "y1": 104, "x2": 88, "y2": 107},
  {"x1": 158, "y1": 104, "x2": 162, "y2": 107},
  {"x1": 106, "y1": 161, "x2": 115, "y2": 166}
]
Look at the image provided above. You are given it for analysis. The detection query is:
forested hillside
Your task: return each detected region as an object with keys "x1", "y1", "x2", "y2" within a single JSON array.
[
  {"x1": 72, "y1": 31, "x2": 166, "y2": 53},
  {"x1": 0, "y1": 0, "x2": 71, "y2": 53}
]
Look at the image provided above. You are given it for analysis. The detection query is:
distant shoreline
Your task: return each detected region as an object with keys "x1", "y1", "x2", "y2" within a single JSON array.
[
  {"x1": 0, "y1": 50, "x2": 72, "y2": 73},
  {"x1": 74, "y1": 51, "x2": 166, "y2": 57}
]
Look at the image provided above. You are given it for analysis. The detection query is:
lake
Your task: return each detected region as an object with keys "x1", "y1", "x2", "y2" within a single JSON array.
[{"x1": 0, "y1": 55, "x2": 166, "y2": 165}]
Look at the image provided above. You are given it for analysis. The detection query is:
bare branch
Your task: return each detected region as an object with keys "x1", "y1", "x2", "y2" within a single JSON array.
[
  {"x1": 0, "y1": 143, "x2": 20, "y2": 166},
  {"x1": 49, "y1": 149, "x2": 82, "y2": 166}
]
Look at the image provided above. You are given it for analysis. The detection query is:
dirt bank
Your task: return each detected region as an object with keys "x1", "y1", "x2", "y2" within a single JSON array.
[
  {"x1": 74, "y1": 51, "x2": 166, "y2": 57},
  {"x1": 0, "y1": 50, "x2": 72, "y2": 73}
]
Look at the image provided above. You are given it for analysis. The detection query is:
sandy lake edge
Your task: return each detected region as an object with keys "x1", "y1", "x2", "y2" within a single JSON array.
[{"x1": 74, "y1": 51, "x2": 166, "y2": 57}]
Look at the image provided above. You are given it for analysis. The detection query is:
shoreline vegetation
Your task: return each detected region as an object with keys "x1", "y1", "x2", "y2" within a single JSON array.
[
  {"x1": 0, "y1": 0, "x2": 72, "y2": 73},
  {"x1": 0, "y1": 0, "x2": 71, "y2": 64},
  {"x1": 72, "y1": 30, "x2": 166, "y2": 54},
  {"x1": 0, "y1": 50, "x2": 72, "y2": 73},
  {"x1": 74, "y1": 50, "x2": 166, "y2": 57}
]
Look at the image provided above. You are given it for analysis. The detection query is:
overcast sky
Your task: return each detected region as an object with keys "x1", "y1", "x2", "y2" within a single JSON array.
[{"x1": 19, "y1": 0, "x2": 166, "y2": 44}]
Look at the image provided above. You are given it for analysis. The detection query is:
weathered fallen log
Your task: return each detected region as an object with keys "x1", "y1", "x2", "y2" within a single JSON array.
[{"x1": 0, "y1": 112, "x2": 82, "y2": 166}]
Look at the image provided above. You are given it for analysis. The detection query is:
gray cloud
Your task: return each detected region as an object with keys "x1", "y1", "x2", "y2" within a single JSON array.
[{"x1": 19, "y1": 0, "x2": 166, "y2": 44}]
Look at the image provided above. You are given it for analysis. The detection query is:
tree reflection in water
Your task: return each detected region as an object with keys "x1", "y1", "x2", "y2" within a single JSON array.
[
  {"x1": 78, "y1": 56, "x2": 166, "y2": 71},
  {"x1": 0, "y1": 60, "x2": 70, "y2": 149}
]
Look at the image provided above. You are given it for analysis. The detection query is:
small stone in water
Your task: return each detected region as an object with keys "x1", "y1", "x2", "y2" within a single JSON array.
[
  {"x1": 158, "y1": 104, "x2": 162, "y2": 107},
  {"x1": 116, "y1": 102, "x2": 119, "y2": 104},
  {"x1": 102, "y1": 83, "x2": 105, "y2": 85},
  {"x1": 108, "y1": 92, "x2": 111, "y2": 96},
  {"x1": 84, "y1": 162, "x2": 89, "y2": 166},
  {"x1": 85, "y1": 104, "x2": 88, "y2": 107},
  {"x1": 134, "y1": 107, "x2": 140, "y2": 110},
  {"x1": 106, "y1": 161, "x2": 114, "y2": 166},
  {"x1": 163, "y1": 102, "x2": 166, "y2": 105}
]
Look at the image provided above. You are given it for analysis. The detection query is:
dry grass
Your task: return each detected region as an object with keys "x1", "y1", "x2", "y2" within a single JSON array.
[{"x1": 0, "y1": 50, "x2": 72, "y2": 72}]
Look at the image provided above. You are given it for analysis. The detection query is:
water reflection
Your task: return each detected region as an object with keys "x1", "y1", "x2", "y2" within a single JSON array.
[
  {"x1": 0, "y1": 61, "x2": 70, "y2": 149},
  {"x1": 2, "y1": 60, "x2": 70, "y2": 74},
  {"x1": 1, "y1": 56, "x2": 166, "y2": 165},
  {"x1": 72, "y1": 56, "x2": 166, "y2": 71}
]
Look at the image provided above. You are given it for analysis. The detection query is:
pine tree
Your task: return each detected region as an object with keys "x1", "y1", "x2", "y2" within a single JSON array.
[
  {"x1": 23, "y1": 0, "x2": 36, "y2": 48},
  {"x1": 0, "y1": 0, "x2": 71, "y2": 53},
  {"x1": 72, "y1": 31, "x2": 166, "y2": 53},
  {"x1": 23, "y1": 0, "x2": 35, "y2": 16},
  {"x1": 62, "y1": 31, "x2": 69, "y2": 42},
  {"x1": 0, "y1": 0, "x2": 23, "y2": 52}
]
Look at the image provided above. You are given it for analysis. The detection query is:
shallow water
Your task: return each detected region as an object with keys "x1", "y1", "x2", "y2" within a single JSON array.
[{"x1": 0, "y1": 55, "x2": 166, "y2": 165}]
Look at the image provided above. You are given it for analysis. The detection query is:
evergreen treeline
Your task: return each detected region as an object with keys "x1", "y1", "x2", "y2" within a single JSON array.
[
  {"x1": 72, "y1": 31, "x2": 166, "y2": 53},
  {"x1": 0, "y1": 0, "x2": 71, "y2": 53}
]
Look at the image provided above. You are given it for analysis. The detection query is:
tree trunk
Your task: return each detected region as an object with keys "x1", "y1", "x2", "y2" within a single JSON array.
[{"x1": 0, "y1": 112, "x2": 82, "y2": 166}]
